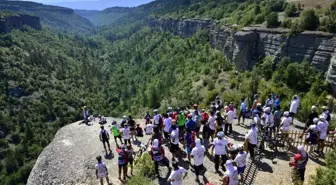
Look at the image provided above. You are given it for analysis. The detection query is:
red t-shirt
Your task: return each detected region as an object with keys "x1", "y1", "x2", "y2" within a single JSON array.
[{"x1": 202, "y1": 112, "x2": 209, "y2": 121}]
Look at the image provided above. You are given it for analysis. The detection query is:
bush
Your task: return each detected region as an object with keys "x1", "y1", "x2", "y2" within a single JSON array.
[
  {"x1": 285, "y1": 4, "x2": 297, "y2": 17},
  {"x1": 266, "y1": 12, "x2": 280, "y2": 28},
  {"x1": 311, "y1": 150, "x2": 336, "y2": 185},
  {"x1": 281, "y1": 18, "x2": 292, "y2": 28},
  {"x1": 299, "y1": 10, "x2": 319, "y2": 30},
  {"x1": 255, "y1": 14, "x2": 265, "y2": 24}
]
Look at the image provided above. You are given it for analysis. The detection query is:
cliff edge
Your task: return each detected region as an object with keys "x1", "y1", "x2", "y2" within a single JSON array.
[{"x1": 0, "y1": 13, "x2": 42, "y2": 33}]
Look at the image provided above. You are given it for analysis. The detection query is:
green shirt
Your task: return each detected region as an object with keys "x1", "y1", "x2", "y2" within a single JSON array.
[
  {"x1": 111, "y1": 125, "x2": 120, "y2": 136},
  {"x1": 178, "y1": 113, "x2": 186, "y2": 126}
]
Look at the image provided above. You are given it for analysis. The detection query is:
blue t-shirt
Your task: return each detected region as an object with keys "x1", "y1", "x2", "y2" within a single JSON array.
[
  {"x1": 274, "y1": 98, "x2": 280, "y2": 107},
  {"x1": 186, "y1": 119, "x2": 196, "y2": 131},
  {"x1": 184, "y1": 132, "x2": 193, "y2": 146},
  {"x1": 240, "y1": 102, "x2": 246, "y2": 112}
]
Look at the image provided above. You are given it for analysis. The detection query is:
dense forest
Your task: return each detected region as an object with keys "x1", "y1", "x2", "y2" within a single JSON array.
[{"x1": 0, "y1": 0, "x2": 335, "y2": 184}]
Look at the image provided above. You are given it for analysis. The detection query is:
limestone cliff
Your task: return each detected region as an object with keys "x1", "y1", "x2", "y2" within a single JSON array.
[
  {"x1": 0, "y1": 14, "x2": 42, "y2": 33},
  {"x1": 149, "y1": 18, "x2": 336, "y2": 72}
]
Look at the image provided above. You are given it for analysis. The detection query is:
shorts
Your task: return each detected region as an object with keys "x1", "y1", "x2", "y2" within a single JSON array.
[
  {"x1": 171, "y1": 143, "x2": 179, "y2": 153},
  {"x1": 319, "y1": 139, "x2": 325, "y2": 143},
  {"x1": 185, "y1": 146, "x2": 191, "y2": 154},
  {"x1": 130, "y1": 127, "x2": 135, "y2": 131},
  {"x1": 305, "y1": 137, "x2": 317, "y2": 145},
  {"x1": 178, "y1": 125, "x2": 185, "y2": 132},
  {"x1": 98, "y1": 172, "x2": 107, "y2": 179},
  {"x1": 237, "y1": 165, "x2": 246, "y2": 174},
  {"x1": 289, "y1": 112, "x2": 295, "y2": 118},
  {"x1": 118, "y1": 163, "x2": 128, "y2": 168},
  {"x1": 129, "y1": 158, "x2": 134, "y2": 165}
]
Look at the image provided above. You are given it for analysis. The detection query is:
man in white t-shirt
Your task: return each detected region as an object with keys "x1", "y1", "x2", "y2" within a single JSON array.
[
  {"x1": 145, "y1": 122, "x2": 153, "y2": 135},
  {"x1": 289, "y1": 95, "x2": 299, "y2": 122},
  {"x1": 170, "y1": 124, "x2": 180, "y2": 160},
  {"x1": 234, "y1": 146, "x2": 247, "y2": 184},
  {"x1": 225, "y1": 108, "x2": 236, "y2": 135},
  {"x1": 95, "y1": 155, "x2": 110, "y2": 185},
  {"x1": 168, "y1": 161, "x2": 188, "y2": 185},
  {"x1": 208, "y1": 111, "x2": 217, "y2": 142},
  {"x1": 211, "y1": 131, "x2": 228, "y2": 172},
  {"x1": 164, "y1": 114, "x2": 173, "y2": 143},
  {"x1": 246, "y1": 121, "x2": 258, "y2": 159},
  {"x1": 223, "y1": 160, "x2": 239, "y2": 185},
  {"x1": 279, "y1": 111, "x2": 292, "y2": 140},
  {"x1": 317, "y1": 116, "x2": 329, "y2": 156},
  {"x1": 120, "y1": 123, "x2": 131, "y2": 145},
  {"x1": 191, "y1": 139, "x2": 205, "y2": 182},
  {"x1": 153, "y1": 109, "x2": 162, "y2": 128}
]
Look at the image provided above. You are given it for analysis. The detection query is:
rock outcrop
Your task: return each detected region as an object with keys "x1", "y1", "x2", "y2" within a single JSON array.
[
  {"x1": 0, "y1": 14, "x2": 42, "y2": 33},
  {"x1": 149, "y1": 18, "x2": 336, "y2": 72}
]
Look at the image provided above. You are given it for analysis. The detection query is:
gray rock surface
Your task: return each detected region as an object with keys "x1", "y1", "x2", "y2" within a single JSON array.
[{"x1": 0, "y1": 14, "x2": 42, "y2": 33}]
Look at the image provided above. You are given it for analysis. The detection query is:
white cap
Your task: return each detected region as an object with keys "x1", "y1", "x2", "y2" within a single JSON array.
[
  {"x1": 284, "y1": 111, "x2": 289, "y2": 116},
  {"x1": 123, "y1": 115, "x2": 127, "y2": 119},
  {"x1": 311, "y1": 105, "x2": 317, "y2": 111},
  {"x1": 313, "y1": 118, "x2": 319, "y2": 124}
]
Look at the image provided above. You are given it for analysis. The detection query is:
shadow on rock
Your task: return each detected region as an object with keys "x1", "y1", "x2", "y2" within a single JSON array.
[{"x1": 104, "y1": 152, "x2": 114, "y2": 160}]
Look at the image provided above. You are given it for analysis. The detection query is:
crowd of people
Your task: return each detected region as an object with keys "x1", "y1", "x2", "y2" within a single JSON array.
[{"x1": 86, "y1": 94, "x2": 334, "y2": 185}]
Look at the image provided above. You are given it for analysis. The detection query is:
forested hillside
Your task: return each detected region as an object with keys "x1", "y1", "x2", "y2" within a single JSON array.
[{"x1": 0, "y1": 0, "x2": 335, "y2": 184}]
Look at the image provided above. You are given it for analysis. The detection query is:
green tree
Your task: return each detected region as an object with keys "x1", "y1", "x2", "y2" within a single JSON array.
[
  {"x1": 266, "y1": 12, "x2": 280, "y2": 28},
  {"x1": 285, "y1": 4, "x2": 297, "y2": 17},
  {"x1": 299, "y1": 10, "x2": 319, "y2": 30}
]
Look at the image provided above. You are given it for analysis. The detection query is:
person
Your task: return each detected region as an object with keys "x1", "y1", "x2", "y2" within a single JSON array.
[
  {"x1": 170, "y1": 124, "x2": 180, "y2": 160},
  {"x1": 234, "y1": 145, "x2": 247, "y2": 184},
  {"x1": 274, "y1": 95, "x2": 280, "y2": 110},
  {"x1": 95, "y1": 155, "x2": 110, "y2": 185},
  {"x1": 177, "y1": 109, "x2": 186, "y2": 141},
  {"x1": 321, "y1": 106, "x2": 331, "y2": 122},
  {"x1": 279, "y1": 111, "x2": 292, "y2": 140},
  {"x1": 246, "y1": 121, "x2": 258, "y2": 159},
  {"x1": 191, "y1": 139, "x2": 205, "y2": 182},
  {"x1": 151, "y1": 126, "x2": 163, "y2": 146},
  {"x1": 127, "y1": 144, "x2": 134, "y2": 175},
  {"x1": 289, "y1": 146, "x2": 309, "y2": 182},
  {"x1": 252, "y1": 109, "x2": 261, "y2": 127},
  {"x1": 208, "y1": 111, "x2": 216, "y2": 142},
  {"x1": 224, "y1": 102, "x2": 230, "y2": 113},
  {"x1": 83, "y1": 106, "x2": 89, "y2": 124},
  {"x1": 226, "y1": 106, "x2": 235, "y2": 135},
  {"x1": 153, "y1": 109, "x2": 163, "y2": 129},
  {"x1": 127, "y1": 116, "x2": 137, "y2": 142},
  {"x1": 262, "y1": 107, "x2": 275, "y2": 139},
  {"x1": 238, "y1": 98, "x2": 247, "y2": 125},
  {"x1": 202, "y1": 118, "x2": 211, "y2": 152},
  {"x1": 211, "y1": 131, "x2": 228, "y2": 172},
  {"x1": 99, "y1": 115, "x2": 107, "y2": 124},
  {"x1": 150, "y1": 139, "x2": 170, "y2": 174},
  {"x1": 289, "y1": 95, "x2": 299, "y2": 122},
  {"x1": 111, "y1": 121, "x2": 123, "y2": 146},
  {"x1": 99, "y1": 126, "x2": 112, "y2": 153},
  {"x1": 186, "y1": 114, "x2": 196, "y2": 132},
  {"x1": 216, "y1": 96, "x2": 223, "y2": 111},
  {"x1": 211, "y1": 102, "x2": 217, "y2": 113},
  {"x1": 121, "y1": 123, "x2": 131, "y2": 145},
  {"x1": 251, "y1": 94, "x2": 259, "y2": 111},
  {"x1": 215, "y1": 111, "x2": 225, "y2": 135},
  {"x1": 184, "y1": 128, "x2": 195, "y2": 162},
  {"x1": 273, "y1": 106, "x2": 282, "y2": 133},
  {"x1": 116, "y1": 145, "x2": 128, "y2": 181},
  {"x1": 201, "y1": 109, "x2": 209, "y2": 123},
  {"x1": 120, "y1": 115, "x2": 127, "y2": 128},
  {"x1": 144, "y1": 110, "x2": 152, "y2": 124},
  {"x1": 135, "y1": 123, "x2": 143, "y2": 137},
  {"x1": 223, "y1": 160, "x2": 239, "y2": 185},
  {"x1": 304, "y1": 118, "x2": 319, "y2": 147},
  {"x1": 164, "y1": 113, "x2": 173, "y2": 143},
  {"x1": 265, "y1": 94, "x2": 274, "y2": 108},
  {"x1": 192, "y1": 104, "x2": 202, "y2": 136},
  {"x1": 145, "y1": 121, "x2": 153, "y2": 135},
  {"x1": 306, "y1": 106, "x2": 319, "y2": 128},
  {"x1": 168, "y1": 107, "x2": 174, "y2": 118},
  {"x1": 168, "y1": 161, "x2": 188, "y2": 185},
  {"x1": 317, "y1": 115, "x2": 329, "y2": 156}
]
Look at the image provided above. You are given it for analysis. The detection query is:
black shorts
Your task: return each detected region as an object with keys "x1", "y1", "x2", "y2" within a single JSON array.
[
  {"x1": 194, "y1": 164, "x2": 204, "y2": 175},
  {"x1": 178, "y1": 126, "x2": 185, "y2": 132},
  {"x1": 305, "y1": 137, "x2": 317, "y2": 145},
  {"x1": 129, "y1": 158, "x2": 134, "y2": 165},
  {"x1": 171, "y1": 143, "x2": 179, "y2": 153},
  {"x1": 208, "y1": 129, "x2": 215, "y2": 136},
  {"x1": 130, "y1": 127, "x2": 135, "y2": 131},
  {"x1": 114, "y1": 135, "x2": 121, "y2": 139}
]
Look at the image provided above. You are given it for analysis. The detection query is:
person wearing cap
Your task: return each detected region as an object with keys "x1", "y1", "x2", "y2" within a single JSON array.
[
  {"x1": 289, "y1": 146, "x2": 309, "y2": 182},
  {"x1": 170, "y1": 124, "x2": 180, "y2": 160},
  {"x1": 279, "y1": 111, "x2": 292, "y2": 140},
  {"x1": 163, "y1": 113, "x2": 173, "y2": 144},
  {"x1": 211, "y1": 102, "x2": 217, "y2": 113},
  {"x1": 246, "y1": 121, "x2": 258, "y2": 159},
  {"x1": 252, "y1": 109, "x2": 261, "y2": 127},
  {"x1": 151, "y1": 126, "x2": 163, "y2": 146},
  {"x1": 191, "y1": 139, "x2": 205, "y2": 182},
  {"x1": 234, "y1": 145, "x2": 247, "y2": 184},
  {"x1": 192, "y1": 104, "x2": 202, "y2": 137},
  {"x1": 252, "y1": 94, "x2": 259, "y2": 111},
  {"x1": 226, "y1": 105, "x2": 235, "y2": 135},
  {"x1": 261, "y1": 107, "x2": 275, "y2": 139},
  {"x1": 265, "y1": 94, "x2": 274, "y2": 109},
  {"x1": 186, "y1": 113, "x2": 196, "y2": 132},
  {"x1": 150, "y1": 139, "x2": 169, "y2": 174},
  {"x1": 116, "y1": 144, "x2": 128, "y2": 181},
  {"x1": 215, "y1": 111, "x2": 225, "y2": 135},
  {"x1": 83, "y1": 106, "x2": 89, "y2": 124},
  {"x1": 208, "y1": 110, "x2": 217, "y2": 142},
  {"x1": 304, "y1": 118, "x2": 319, "y2": 146},
  {"x1": 238, "y1": 98, "x2": 247, "y2": 125},
  {"x1": 153, "y1": 109, "x2": 163, "y2": 130},
  {"x1": 111, "y1": 121, "x2": 123, "y2": 146},
  {"x1": 120, "y1": 123, "x2": 131, "y2": 145},
  {"x1": 168, "y1": 161, "x2": 188, "y2": 185},
  {"x1": 273, "y1": 106, "x2": 282, "y2": 133},
  {"x1": 321, "y1": 106, "x2": 331, "y2": 122},
  {"x1": 223, "y1": 160, "x2": 239, "y2": 185},
  {"x1": 145, "y1": 121, "x2": 153, "y2": 135},
  {"x1": 317, "y1": 115, "x2": 329, "y2": 156},
  {"x1": 95, "y1": 155, "x2": 110, "y2": 185},
  {"x1": 120, "y1": 115, "x2": 127, "y2": 128},
  {"x1": 211, "y1": 131, "x2": 228, "y2": 172},
  {"x1": 289, "y1": 95, "x2": 300, "y2": 122}
]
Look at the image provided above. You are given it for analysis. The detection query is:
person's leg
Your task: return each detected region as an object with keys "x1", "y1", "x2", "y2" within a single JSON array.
[
  {"x1": 114, "y1": 136, "x2": 118, "y2": 146},
  {"x1": 221, "y1": 155, "x2": 227, "y2": 170},
  {"x1": 214, "y1": 154, "x2": 220, "y2": 171},
  {"x1": 238, "y1": 111, "x2": 242, "y2": 124},
  {"x1": 102, "y1": 141, "x2": 107, "y2": 152},
  {"x1": 130, "y1": 160, "x2": 133, "y2": 175},
  {"x1": 229, "y1": 124, "x2": 232, "y2": 134},
  {"x1": 119, "y1": 136, "x2": 123, "y2": 144},
  {"x1": 106, "y1": 176, "x2": 110, "y2": 184},
  {"x1": 299, "y1": 168, "x2": 305, "y2": 181},
  {"x1": 154, "y1": 161, "x2": 159, "y2": 173},
  {"x1": 248, "y1": 143, "x2": 255, "y2": 158},
  {"x1": 194, "y1": 165, "x2": 200, "y2": 181},
  {"x1": 118, "y1": 165, "x2": 122, "y2": 179},
  {"x1": 100, "y1": 178, "x2": 104, "y2": 185},
  {"x1": 242, "y1": 114, "x2": 245, "y2": 124},
  {"x1": 204, "y1": 138, "x2": 209, "y2": 152},
  {"x1": 123, "y1": 165, "x2": 127, "y2": 180},
  {"x1": 224, "y1": 123, "x2": 228, "y2": 135},
  {"x1": 107, "y1": 140, "x2": 111, "y2": 151}
]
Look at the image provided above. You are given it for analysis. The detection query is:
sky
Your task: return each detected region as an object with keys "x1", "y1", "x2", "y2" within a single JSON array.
[{"x1": 27, "y1": 0, "x2": 154, "y2": 10}]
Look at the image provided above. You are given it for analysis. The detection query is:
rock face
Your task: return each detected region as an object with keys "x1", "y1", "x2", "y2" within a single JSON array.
[
  {"x1": 149, "y1": 18, "x2": 336, "y2": 72},
  {"x1": 0, "y1": 14, "x2": 42, "y2": 33}
]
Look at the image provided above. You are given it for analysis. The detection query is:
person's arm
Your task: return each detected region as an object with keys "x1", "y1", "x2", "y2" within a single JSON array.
[
  {"x1": 161, "y1": 146, "x2": 165, "y2": 157},
  {"x1": 105, "y1": 165, "x2": 108, "y2": 175},
  {"x1": 183, "y1": 171, "x2": 188, "y2": 179},
  {"x1": 95, "y1": 168, "x2": 98, "y2": 179}
]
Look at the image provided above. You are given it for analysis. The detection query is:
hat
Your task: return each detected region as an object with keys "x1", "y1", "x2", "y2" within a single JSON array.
[
  {"x1": 153, "y1": 109, "x2": 158, "y2": 112},
  {"x1": 313, "y1": 118, "x2": 319, "y2": 124},
  {"x1": 123, "y1": 115, "x2": 127, "y2": 119},
  {"x1": 311, "y1": 105, "x2": 317, "y2": 111},
  {"x1": 284, "y1": 111, "x2": 289, "y2": 117},
  {"x1": 321, "y1": 106, "x2": 328, "y2": 110}
]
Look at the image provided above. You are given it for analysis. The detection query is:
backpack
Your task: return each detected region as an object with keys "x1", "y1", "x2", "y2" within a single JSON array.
[{"x1": 101, "y1": 130, "x2": 108, "y2": 140}]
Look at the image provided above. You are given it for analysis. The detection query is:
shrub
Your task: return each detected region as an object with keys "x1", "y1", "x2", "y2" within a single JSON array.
[
  {"x1": 299, "y1": 9, "x2": 319, "y2": 30},
  {"x1": 281, "y1": 18, "x2": 292, "y2": 28},
  {"x1": 255, "y1": 14, "x2": 265, "y2": 24},
  {"x1": 310, "y1": 150, "x2": 336, "y2": 185},
  {"x1": 266, "y1": 12, "x2": 280, "y2": 28},
  {"x1": 285, "y1": 4, "x2": 297, "y2": 17}
]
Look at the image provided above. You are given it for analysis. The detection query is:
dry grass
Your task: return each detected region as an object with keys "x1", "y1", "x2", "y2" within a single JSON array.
[{"x1": 286, "y1": 0, "x2": 334, "y2": 9}]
